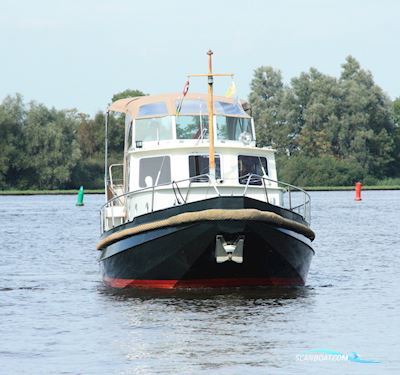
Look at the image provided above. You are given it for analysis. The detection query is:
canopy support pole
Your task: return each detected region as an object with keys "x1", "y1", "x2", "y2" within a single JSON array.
[{"x1": 104, "y1": 110, "x2": 109, "y2": 199}]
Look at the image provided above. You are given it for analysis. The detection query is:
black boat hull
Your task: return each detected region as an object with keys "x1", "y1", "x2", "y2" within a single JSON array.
[{"x1": 98, "y1": 197, "x2": 314, "y2": 289}]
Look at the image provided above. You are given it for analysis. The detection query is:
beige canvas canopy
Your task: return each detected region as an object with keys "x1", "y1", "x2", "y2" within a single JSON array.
[
  {"x1": 108, "y1": 92, "x2": 251, "y2": 118},
  {"x1": 107, "y1": 97, "x2": 141, "y2": 113}
]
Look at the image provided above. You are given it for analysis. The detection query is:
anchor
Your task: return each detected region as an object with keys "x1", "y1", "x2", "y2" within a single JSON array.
[{"x1": 215, "y1": 235, "x2": 245, "y2": 263}]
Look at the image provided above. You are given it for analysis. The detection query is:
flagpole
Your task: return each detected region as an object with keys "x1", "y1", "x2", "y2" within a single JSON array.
[
  {"x1": 207, "y1": 50, "x2": 216, "y2": 181},
  {"x1": 187, "y1": 51, "x2": 233, "y2": 181}
]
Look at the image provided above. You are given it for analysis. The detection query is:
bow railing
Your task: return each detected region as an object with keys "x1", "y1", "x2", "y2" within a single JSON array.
[{"x1": 100, "y1": 174, "x2": 311, "y2": 233}]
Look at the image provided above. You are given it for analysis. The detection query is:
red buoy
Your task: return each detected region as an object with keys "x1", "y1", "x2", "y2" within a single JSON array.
[{"x1": 355, "y1": 181, "x2": 362, "y2": 201}]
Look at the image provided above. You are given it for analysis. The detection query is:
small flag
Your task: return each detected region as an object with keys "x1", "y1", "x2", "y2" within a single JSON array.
[
  {"x1": 176, "y1": 80, "x2": 190, "y2": 116},
  {"x1": 225, "y1": 81, "x2": 236, "y2": 98},
  {"x1": 182, "y1": 80, "x2": 189, "y2": 96}
]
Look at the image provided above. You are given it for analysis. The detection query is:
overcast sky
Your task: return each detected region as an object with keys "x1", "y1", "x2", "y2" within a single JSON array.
[{"x1": 1, "y1": 0, "x2": 399, "y2": 115}]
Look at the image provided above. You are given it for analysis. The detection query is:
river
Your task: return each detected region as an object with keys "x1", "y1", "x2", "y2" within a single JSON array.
[{"x1": 0, "y1": 191, "x2": 399, "y2": 374}]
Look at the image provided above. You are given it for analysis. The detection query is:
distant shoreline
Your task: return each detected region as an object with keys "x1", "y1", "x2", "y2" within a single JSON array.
[
  {"x1": 1, "y1": 185, "x2": 400, "y2": 195},
  {"x1": 0, "y1": 189, "x2": 104, "y2": 195},
  {"x1": 304, "y1": 185, "x2": 400, "y2": 191}
]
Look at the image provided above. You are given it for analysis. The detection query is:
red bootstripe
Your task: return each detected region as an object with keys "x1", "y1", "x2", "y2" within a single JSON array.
[{"x1": 104, "y1": 277, "x2": 303, "y2": 289}]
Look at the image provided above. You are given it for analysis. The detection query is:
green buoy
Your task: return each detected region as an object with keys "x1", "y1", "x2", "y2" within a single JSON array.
[{"x1": 76, "y1": 186, "x2": 84, "y2": 206}]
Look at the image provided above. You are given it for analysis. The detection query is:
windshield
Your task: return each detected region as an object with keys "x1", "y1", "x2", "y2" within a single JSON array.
[
  {"x1": 135, "y1": 117, "x2": 173, "y2": 141},
  {"x1": 176, "y1": 115, "x2": 209, "y2": 139}
]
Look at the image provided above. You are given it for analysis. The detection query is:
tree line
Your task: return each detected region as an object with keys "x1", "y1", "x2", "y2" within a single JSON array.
[
  {"x1": 0, "y1": 57, "x2": 399, "y2": 189},
  {"x1": 0, "y1": 89, "x2": 144, "y2": 190},
  {"x1": 249, "y1": 56, "x2": 400, "y2": 186}
]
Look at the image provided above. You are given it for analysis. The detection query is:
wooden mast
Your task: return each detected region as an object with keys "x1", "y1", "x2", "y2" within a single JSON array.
[{"x1": 188, "y1": 51, "x2": 233, "y2": 181}]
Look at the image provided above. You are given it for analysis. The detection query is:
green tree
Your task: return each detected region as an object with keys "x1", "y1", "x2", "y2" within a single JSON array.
[
  {"x1": 111, "y1": 89, "x2": 146, "y2": 102},
  {"x1": 339, "y1": 56, "x2": 395, "y2": 176},
  {"x1": 70, "y1": 112, "x2": 105, "y2": 188},
  {"x1": 249, "y1": 56, "x2": 397, "y2": 185},
  {"x1": 290, "y1": 68, "x2": 343, "y2": 157},
  {"x1": 0, "y1": 94, "x2": 25, "y2": 188},
  {"x1": 248, "y1": 66, "x2": 290, "y2": 151},
  {"x1": 393, "y1": 97, "x2": 400, "y2": 126},
  {"x1": 277, "y1": 154, "x2": 365, "y2": 186},
  {"x1": 0, "y1": 89, "x2": 147, "y2": 190},
  {"x1": 386, "y1": 97, "x2": 400, "y2": 177},
  {"x1": 20, "y1": 103, "x2": 81, "y2": 189}
]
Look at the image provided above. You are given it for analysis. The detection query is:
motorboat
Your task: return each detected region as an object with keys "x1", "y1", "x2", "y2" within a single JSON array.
[{"x1": 97, "y1": 51, "x2": 315, "y2": 288}]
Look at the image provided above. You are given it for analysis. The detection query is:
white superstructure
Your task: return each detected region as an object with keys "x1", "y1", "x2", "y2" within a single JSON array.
[{"x1": 101, "y1": 93, "x2": 309, "y2": 232}]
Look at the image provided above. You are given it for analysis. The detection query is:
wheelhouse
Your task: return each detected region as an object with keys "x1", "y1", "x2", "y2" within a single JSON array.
[{"x1": 112, "y1": 93, "x2": 255, "y2": 148}]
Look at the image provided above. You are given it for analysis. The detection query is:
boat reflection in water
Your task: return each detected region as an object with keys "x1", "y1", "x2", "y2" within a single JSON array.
[
  {"x1": 97, "y1": 51, "x2": 315, "y2": 289},
  {"x1": 98, "y1": 284, "x2": 313, "y2": 303}
]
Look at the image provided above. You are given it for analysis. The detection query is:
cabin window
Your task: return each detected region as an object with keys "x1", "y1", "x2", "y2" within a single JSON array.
[
  {"x1": 215, "y1": 101, "x2": 247, "y2": 116},
  {"x1": 217, "y1": 116, "x2": 253, "y2": 141},
  {"x1": 135, "y1": 117, "x2": 173, "y2": 142},
  {"x1": 238, "y1": 155, "x2": 268, "y2": 185},
  {"x1": 176, "y1": 116, "x2": 209, "y2": 139},
  {"x1": 189, "y1": 155, "x2": 221, "y2": 182},
  {"x1": 138, "y1": 102, "x2": 168, "y2": 117},
  {"x1": 139, "y1": 156, "x2": 171, "y2": 187}
]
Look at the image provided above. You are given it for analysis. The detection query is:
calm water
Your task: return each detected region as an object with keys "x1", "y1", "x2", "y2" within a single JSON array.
[{"x1": 0, "y1": 191, "x2": 399, "y2": 374}]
